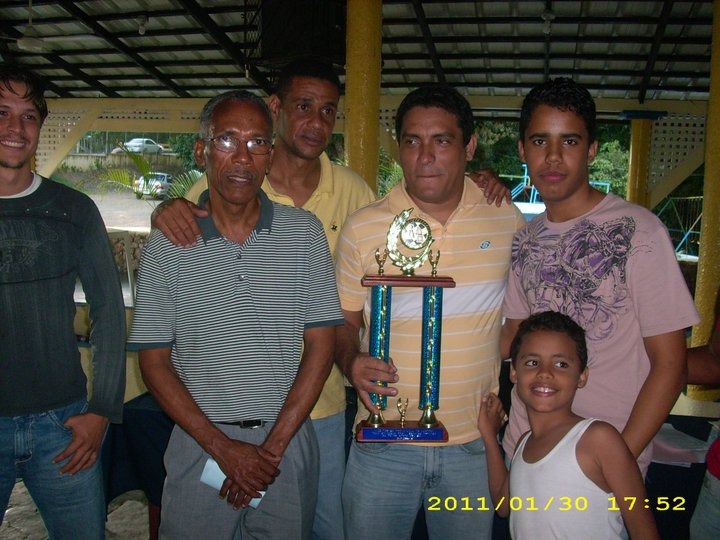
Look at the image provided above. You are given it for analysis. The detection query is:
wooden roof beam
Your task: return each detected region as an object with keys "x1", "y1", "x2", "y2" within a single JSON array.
[
  {"x1": 176, "y1": 0, "x2": 273, "y2": 95},
  {"x1": 55, "y1": 0, "x2": 189, "y2": 97},
  {"x1": 638, "y1": 0, "x2": 674, "y2": 103},
  {"x1": 410, "y1": 0, "x2": 446, "y2": 84}
]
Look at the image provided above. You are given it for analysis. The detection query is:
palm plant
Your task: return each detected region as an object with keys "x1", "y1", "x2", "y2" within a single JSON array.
[
  {"x1": 99, "y1": 143, "x2": 153, "y2": 198},
  {"x1": 99, "y1": 143, "x2": 202, "y2": 200},
  {"x1": 166, "y1": 170, "x2": 203, "y2": 199}
]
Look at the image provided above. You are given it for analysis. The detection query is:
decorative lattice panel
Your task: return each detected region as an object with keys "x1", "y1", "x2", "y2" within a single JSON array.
[
  {"x1": 649, "y1": 113, "x2": 706, "y2": 189},
  {"x1": 379, "y1": 108, "x2": 396, "y2": 133},
  {"x1": 94, "y1": 109, "x2": 201, "y2": 121},
  {"x1": 36, "y1": 101, "x2": 208, "y2": 175},
  {"x1": 36, "y1": 108, "x2": 86, "y2": 172}
]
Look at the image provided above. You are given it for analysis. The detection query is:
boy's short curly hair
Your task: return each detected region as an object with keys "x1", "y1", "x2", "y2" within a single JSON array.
[{"x1": 510, "y1": 311, "x2": 588, "y2": 371}]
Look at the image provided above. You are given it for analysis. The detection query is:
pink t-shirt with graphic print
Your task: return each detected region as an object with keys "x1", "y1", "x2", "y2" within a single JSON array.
[{"x1": 502, "y1": 193, "x2": 699, "y2": 473}]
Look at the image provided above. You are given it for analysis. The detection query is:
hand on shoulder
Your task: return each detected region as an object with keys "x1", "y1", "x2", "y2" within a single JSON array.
[{"x1": 151, "y1": 198, "x2": 206, "y2": 247}]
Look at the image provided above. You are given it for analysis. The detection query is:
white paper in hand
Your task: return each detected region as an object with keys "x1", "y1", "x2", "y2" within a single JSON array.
[{"x1": 201, "y1": 458, "x2": 264, "y2": 508}]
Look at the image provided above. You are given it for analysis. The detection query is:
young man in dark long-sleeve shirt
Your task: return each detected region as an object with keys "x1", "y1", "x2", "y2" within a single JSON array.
[{"x1": 0, "y1": 65, "x2": 126, "y2": 539}]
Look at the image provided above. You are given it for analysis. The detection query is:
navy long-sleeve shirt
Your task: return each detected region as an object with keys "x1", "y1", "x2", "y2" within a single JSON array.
[{"x1": 0, "y1": 177, "x2": 126, "y2": 422}]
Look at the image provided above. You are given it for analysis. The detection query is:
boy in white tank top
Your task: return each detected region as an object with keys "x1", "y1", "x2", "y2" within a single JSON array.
[{"x1": 478, "y1": 311, "x2": 659, "y2": 539}]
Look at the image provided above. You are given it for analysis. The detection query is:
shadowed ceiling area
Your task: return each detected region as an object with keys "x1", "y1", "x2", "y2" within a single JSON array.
[{"x1": 0, "y1": 1, "x2": 713, "y2": 105}]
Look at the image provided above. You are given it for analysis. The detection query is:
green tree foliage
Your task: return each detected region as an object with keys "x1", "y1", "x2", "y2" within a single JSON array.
[
  {"x1": 597, "y1": 123, "x2": 630, "y2": 149},
  {"x1": 326, "y1": 134, "x2": 346, "y2": 164},
  {"x1": 97, "y1": 145, "x2": 153, "y2": 197},
  {"x1": 590, "y1": 123, "x2": 630, "y2": 197},
  {"x1": 168, "y1": 133, "x2": 200, "y2": 171},
  {"x1": 76, "y1": 131, "x2": 111, "y2": 154},
  {"x1": 474, "y1": 121, "x2": 523, "y2": 177},
  {"x1": 590, "y1": 139, "x2": 628, "y2": 197},
  {"x1": 377, "y1": 146, "x2": 404, "y2": 197}
]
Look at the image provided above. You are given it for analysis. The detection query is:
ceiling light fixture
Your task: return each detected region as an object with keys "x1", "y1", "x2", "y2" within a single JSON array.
[
  {"x1": 541, "y1": 9, "x2": 555, "y2": 36},
  {"x1": 138, "y1": 15, "x2": 148, "y2": 36}
]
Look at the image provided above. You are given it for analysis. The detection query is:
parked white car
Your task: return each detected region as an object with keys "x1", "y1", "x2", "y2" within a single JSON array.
[
  {"x1": 120, "y1": 138, "x2": 163, "y2": 154},
  {"x1": 133, "y1": 172, "x2": 173, "y2": 199}
]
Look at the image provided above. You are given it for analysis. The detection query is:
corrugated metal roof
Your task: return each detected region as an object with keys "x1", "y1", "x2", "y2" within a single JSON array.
[{"x1": 0, "y1": 1, "x2": 712, "y2": 104}]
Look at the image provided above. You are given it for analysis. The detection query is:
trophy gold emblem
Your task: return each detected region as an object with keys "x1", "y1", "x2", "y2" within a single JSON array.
[{"x1": 356, "y1": 208, "x2": 454, "y2": 443}]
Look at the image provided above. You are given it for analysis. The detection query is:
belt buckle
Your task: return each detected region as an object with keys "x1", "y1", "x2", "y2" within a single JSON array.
[{"x1": 240, "y1": 419, "x2": 264, "y2": 429}]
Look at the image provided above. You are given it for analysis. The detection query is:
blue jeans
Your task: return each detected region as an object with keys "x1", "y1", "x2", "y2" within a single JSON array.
[
  {"x1": 0, "y1": 400, "x2": 105, "y2": 540},
  {"x1": 342, "y1": 438, "x2": 493, "y2": 539},
  {"x1": 311, "y1": 411, "x2": 346, "y2": 540}
]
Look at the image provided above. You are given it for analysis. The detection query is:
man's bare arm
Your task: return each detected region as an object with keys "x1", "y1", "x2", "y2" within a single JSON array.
[
  {"x1": 621, "y1": 330, "x2": 687, "y2": 458},
  {"x1": 262, "y1": 325, "x2": 336, "y2": 459},
  {"x1": 687, "y1": 344, "x2": 720, "y2": 385},
  {"x1": 139, "y1": 347, "x2": 279, "y2": 507},
  {"x1": 687, "y1": 288, "x2": 720, "y2": 385}
]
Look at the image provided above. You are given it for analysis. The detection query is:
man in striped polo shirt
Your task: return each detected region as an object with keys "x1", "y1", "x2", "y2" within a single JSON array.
[
  {"x1": 152, "y1": 58, "x2": 376, "y2": 540},
  {"x1": 335, "y1": 85, "x2": 526, "y2": 539},
  {"x1": 128, "y1": 90, "x2": 343, "y2": 539}
]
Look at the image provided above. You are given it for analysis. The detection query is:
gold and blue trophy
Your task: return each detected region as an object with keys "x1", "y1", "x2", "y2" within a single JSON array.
[{"x1": 356, "y1": 208, "x2": 454, "y2": 442}]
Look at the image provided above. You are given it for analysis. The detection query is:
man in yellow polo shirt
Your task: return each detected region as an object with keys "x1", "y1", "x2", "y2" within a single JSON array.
[{"x1": 335, "y1": 85, "x2": 525, "y2": 539}]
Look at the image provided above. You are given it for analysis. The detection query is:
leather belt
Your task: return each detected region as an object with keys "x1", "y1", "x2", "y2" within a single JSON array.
[{"x1": 218, "y1": 419, "x2": 265, "y2": 429}]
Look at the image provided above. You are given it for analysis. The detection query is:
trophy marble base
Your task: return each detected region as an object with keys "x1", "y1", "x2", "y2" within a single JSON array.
[{"x1": 356, "y1": 420, "x2": 449, "y2": 442}]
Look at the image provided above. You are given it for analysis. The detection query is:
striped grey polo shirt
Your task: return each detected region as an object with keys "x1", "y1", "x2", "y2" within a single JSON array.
[{"x1": 128, "y1": 189, "x2": 343, "y2": 421}]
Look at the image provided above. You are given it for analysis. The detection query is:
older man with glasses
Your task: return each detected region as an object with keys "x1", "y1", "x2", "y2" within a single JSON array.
[
  {"x1": 127, "y1": 89, "x2": 343, "y2": 539},
  {"x1": 152, "y1": 58, "x2": 376, "y2": 540}
]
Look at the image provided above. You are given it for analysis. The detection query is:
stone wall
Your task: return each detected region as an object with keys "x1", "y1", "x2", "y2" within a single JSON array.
[
  {"x1": 109, "y1": 230, "x2": 149, "y2": 273},
  {"x1": 62, "y1": 153, "x2": 181, "y2": 172}
]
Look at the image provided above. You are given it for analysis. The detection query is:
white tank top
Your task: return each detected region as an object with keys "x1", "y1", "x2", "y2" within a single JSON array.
[{"x1": 509, "y1": 418, "x2": 628, "y2": 539}]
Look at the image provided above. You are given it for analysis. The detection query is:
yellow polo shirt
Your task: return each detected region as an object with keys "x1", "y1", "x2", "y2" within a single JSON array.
[
  {"x1": 186, "y1": 152, "x2": 376, "y2": 419},
  {"x1": 335, "y1": 178, "x2": 526, "y2": 444}
]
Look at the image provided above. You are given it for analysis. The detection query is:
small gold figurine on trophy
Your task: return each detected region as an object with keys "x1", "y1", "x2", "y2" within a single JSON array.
[{"x1": 397, "y1": 398, "x2": 409, "y2": 428}]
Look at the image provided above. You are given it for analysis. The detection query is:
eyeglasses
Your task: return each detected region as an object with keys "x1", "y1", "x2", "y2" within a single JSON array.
[{"x1": 204, "y1": 134, "x2": 273, "y2": 155}]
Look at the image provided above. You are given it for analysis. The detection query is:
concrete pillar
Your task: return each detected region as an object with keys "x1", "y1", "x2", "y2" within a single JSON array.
[
  {"x1": 626, "y1": 118, "x2": 652, "y2": 207},
  {"x1": 344, "y1": 0, "x2": 382, "y2": 192}
]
